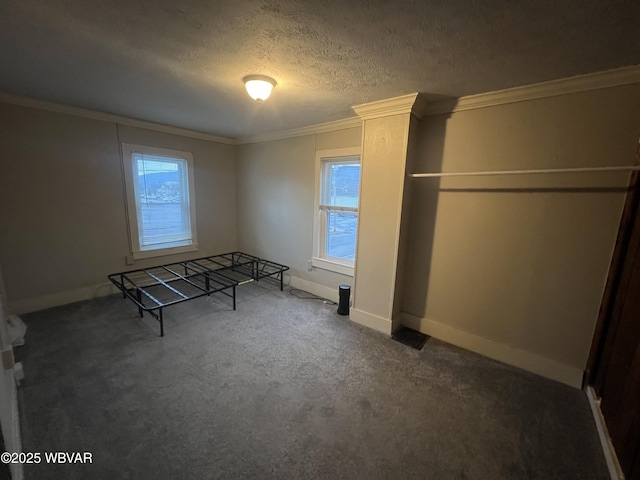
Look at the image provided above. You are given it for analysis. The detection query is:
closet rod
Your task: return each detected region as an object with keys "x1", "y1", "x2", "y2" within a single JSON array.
[{"x1": 409, "y1": 165, "x2": 640, "y2": 178}]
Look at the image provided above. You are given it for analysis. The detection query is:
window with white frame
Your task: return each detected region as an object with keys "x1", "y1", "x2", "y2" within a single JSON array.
[
  {"x1": 312, "y1": 148, "x2": 361, "y2": 276},
  {"x1": 122, "y1": 143, "x2": 198, "y2": 260}
]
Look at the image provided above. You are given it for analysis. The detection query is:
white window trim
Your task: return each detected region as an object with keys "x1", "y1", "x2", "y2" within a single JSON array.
[
  {"x1": 312, "y1": 147, "x2": 361, "y2": 277},
  {"x1": 121, "y1": 143, "x2": 198, "y2": 260}
]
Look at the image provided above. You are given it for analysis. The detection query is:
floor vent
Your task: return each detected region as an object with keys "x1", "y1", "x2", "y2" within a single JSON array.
[{"x1": 392, "y1": 327, "x2": 429, "y2": 350}]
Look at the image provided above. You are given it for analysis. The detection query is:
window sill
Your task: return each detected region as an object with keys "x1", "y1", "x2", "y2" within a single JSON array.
[
  {"x1": 132, "y1": 244, "x2": 199, "y2": 261},
  {"x1": 311, "y1": 257, "x2": 354, "y2": 277}
]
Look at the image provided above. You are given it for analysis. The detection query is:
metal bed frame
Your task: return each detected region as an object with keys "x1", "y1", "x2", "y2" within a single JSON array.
[{"x1": 108, "y1": 252, "x2": 289, "y2": 336}]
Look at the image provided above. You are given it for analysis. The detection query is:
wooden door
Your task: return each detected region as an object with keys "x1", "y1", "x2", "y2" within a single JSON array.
[
  {"x1": 588, "y1": 140, "x2": 640, "y2": 479},
  {"x1": 590, "y1": 164, "x2": 640, "y2": 479},
  {"x1": 599, "y1": 218, "x2": 640, "y2": 479}
]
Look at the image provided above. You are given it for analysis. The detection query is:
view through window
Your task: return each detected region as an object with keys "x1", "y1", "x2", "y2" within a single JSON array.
[
  {"x1": 133, "y1": 154, "x2": 192, "y2": 250},
  {"x1": 320, "y1": 158, "x2": 360, "y2": 263},
  {"x1": 122, "y1": 144, "x2": 197, "y2": 259}
]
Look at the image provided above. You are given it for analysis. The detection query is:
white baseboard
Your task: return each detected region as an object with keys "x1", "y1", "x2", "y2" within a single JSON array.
[
  {"x1": 11, "y1": 275, "x2": 340, "y2": 316},
  {"x1": 392, "y1": 313, "x2": 403, "y2": 334},
  {"x1": 288, "y1": 276, "x2": 392, "y2": 335},
  {"x1": 403, "y1": 313, "x2": 584, "y2": 389},
  {"x1": 287, "y1": 276, "x2": 343, "y2": 304},
  {"x1": 6, "y1": 277, "x2": 583, "y2": 388},
  {"x1": 9, "y1": 282, "x2": 118, "y2": 315},
  {"x1": 586, "y1": 387, "x2": 624, "y2": 480},
  {"x1": 350, "y1": 308, "x2": 392, "y2": 335}
]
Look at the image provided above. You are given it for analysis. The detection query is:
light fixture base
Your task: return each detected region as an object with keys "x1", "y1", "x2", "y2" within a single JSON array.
[{"x1": 243, "y1": 75, "x2": 277, "y2": 102}]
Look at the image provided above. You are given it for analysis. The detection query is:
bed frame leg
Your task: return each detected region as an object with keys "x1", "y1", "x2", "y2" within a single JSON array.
[
  {"x1": 233, "y1": 285, "x2": 236, "y2": 310},
  {"x1": 280, "y1": 272, "x2": 283, "y2": 291},
  {"x1": 136, "y1": 288, "x2": 143, "y2": 317},
  {"x1": 160, "y1": 308, "x2": 164, "y2": 337}
]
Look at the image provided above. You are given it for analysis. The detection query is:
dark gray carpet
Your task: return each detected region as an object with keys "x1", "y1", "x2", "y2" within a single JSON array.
[{"x1": 16, "y1": 280, "x2": 609, "y2": 479}]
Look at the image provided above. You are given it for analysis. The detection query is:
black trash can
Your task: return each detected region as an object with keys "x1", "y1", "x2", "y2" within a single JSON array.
[{"x1": 337, "y1": 285, "x2": 351, "y2": 315}]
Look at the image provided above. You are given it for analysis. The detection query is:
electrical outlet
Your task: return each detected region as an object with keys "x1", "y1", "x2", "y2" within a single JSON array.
[
  {"x1": 307, "y1": 260, "x2": 313, "y2": 271},
  {"x1": 125, "y1": 255, "x2": 134, "y2": 265}
]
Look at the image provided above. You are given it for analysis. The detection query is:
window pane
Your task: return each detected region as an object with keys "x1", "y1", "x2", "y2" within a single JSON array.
[
  {"x1": 134, "y1": 154, "x2": 191, "y2": 249},
  {"x1": 325, "y1": 211, "x2": 357, "y2": 261},
  {"x1": 321, "y1": 162, "x2": 360, "y2": 207}
]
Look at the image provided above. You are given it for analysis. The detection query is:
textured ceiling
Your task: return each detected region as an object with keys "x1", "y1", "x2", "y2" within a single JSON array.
[{"x1": 1, "y1": 0, "x2": 639, "y2": 138}]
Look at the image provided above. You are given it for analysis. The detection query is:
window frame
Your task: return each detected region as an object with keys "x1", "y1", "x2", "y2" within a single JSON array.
[
  {"x1": 121, "y1": 143, "x2": 198, "y2": 260},
  {"x1": 312, "y1": 147, "x2": 361, "y2": 277}
]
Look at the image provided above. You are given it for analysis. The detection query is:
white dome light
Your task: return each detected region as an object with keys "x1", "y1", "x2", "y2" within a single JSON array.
[{"x1": 243, "y1": 75, "x2": 277, "y2": 102}]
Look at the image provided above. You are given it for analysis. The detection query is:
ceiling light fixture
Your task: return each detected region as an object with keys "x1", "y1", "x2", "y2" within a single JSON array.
[{"x1": 243, "y1": 75, "x2": 277, "y2": 103}]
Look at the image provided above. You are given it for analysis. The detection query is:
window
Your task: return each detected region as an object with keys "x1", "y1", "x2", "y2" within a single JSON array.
[
  {"x1": 312, "y1": 148, "x2": 361, "y2": 276},
  {"x1": 122, "y1": 143, "x2": 198, "y2": 260}
]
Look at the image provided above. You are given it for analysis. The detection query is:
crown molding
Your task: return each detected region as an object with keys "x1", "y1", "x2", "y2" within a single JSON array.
[
  {"x1": 425, "y1": 64, "x2": 640, "y2": 116},
  {"x1": 234, "y1": 116, "x2": 362, "y2": 145},
  {"x1": 0, "y1": 92, "x2": 235, "y2": 145},
  {"x1": 5, "y1": 65, "x2": 636, "y2": 146},
  {"x1": 352, "y1": 92, "x2": 427, "y2": 121}
]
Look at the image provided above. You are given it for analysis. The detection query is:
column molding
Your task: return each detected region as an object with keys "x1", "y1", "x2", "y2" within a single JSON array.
[{"x1": 353, "y1": 93, "x2": 428, "y2": 121}]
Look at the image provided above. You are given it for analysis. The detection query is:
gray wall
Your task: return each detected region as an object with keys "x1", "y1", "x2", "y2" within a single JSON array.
[
  {"x1": 0, "y1": 102, "x2": 236, "y2": 312},
  {"x1": 235, "y1": 127, "x2": 362, "y2": 296},
  {"x1": 402, "y1": 83, "x2": 640, "y2": 382}
]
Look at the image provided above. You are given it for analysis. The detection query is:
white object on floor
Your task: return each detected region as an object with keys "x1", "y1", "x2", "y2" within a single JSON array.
[{"x1": 6, "y1": 314, "x2": 26, "y2": 347}]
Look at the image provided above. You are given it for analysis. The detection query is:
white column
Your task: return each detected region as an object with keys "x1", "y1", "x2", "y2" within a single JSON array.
[{"x1": 350, "y1": 94, "x2": 425, "y2": 334}]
